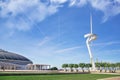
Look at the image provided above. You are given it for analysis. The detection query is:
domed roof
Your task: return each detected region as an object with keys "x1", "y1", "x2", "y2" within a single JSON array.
[{"x1": 0, "y1": 49, "x2": 32, "y2": 63}]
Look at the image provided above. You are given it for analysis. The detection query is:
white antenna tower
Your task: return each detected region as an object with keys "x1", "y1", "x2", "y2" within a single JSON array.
[
  {"x1": 90, "y1": 14, "x2": 92, "y2": 34},
  {"x1": 84, "y1": 14, "x2": 97, "y2": 71}
]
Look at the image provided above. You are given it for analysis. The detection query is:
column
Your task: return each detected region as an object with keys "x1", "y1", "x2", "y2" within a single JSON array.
[
  {"x1": 31, "y1": 65, "x2": 33, "y2": 70},
  {"x1": 34, "y1": 65, "x2": 36, "y2": 70},
  {"x1": 10, "y1": 65, "x2": 12, "y2": 70},
  {"x1": 48, "y1": 65, "x2": 51, "y2": 69},
  {"x1": 41, "y1": 65, "x2": 43, "y2": 70},
  {"x1": 45, "y1": 65, "x2": 47, "y2": 70},
  {"x1": 14, "y1": 65, "x2": 16, "y2": 70},
  {"x1": 40, "y1": 65, "x2": 42, "y2": 70},
  {"x1": 38, "y1": 65, "x2": 40, "y2": 70}
]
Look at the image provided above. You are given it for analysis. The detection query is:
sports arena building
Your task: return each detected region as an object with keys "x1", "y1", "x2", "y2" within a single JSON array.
[{"x1": 0, "y1": 49, "x2": 50, "y2": 70}]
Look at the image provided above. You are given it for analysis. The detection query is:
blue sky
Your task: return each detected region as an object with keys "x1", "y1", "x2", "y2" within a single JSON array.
[{"x1": 0, "y1": 0, "x2": 120, "y2": 68}]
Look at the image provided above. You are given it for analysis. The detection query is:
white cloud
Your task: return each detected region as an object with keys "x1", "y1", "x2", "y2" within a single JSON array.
[
  {"x1": 89, "y1": 0, "x2": 120, "y2": 22},
  {"x1": 51, "y1": 0, "x2": 67, "y2": 4},
  {"x1": 0, "y1": 0, "x2": 120, "y2": 31},
  {"x1": 0, "y1": 0, "x2": 62, "y2": 31},
  {"x1": 55, "y1": 46, "x2": 81, "y2": 53},
  {"x1": 93, "y1": 41, "x2": 120, "y2": 46},
  {"x1": 69, "y1": 0, "x2": 120, "y2": 22},
  {"x1": 38, "y1": 36, "x2": 51, "y2": 46},
  {"x1": 69, "y1": 0, "x2": 77, "y2": 6},
  {"x1": 69, "y1": 0, "x2": 87, "y2": 7}
]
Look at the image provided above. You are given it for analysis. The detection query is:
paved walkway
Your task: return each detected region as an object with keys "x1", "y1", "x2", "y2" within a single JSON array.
[{"x1": 98, "y1": 77, "x2": 120, "y2": 80}]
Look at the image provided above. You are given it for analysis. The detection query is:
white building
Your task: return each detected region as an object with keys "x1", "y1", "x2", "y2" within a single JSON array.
[{"x1": 0, "y1": 49, "x2": 50, "y2": 70}]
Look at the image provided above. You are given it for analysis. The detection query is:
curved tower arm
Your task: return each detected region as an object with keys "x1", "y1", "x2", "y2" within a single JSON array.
[
  {"x1": 86, "y1": 37, "x2": 96, "y2": 71},
  {"x1": 86, "y1": 38, "x2": 92, "y2": 60}
]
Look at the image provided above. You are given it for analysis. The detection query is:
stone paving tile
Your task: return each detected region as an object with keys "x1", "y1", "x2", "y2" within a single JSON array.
[{"x1": 98, "y1": 77, "x2": 120, "y2": 80}]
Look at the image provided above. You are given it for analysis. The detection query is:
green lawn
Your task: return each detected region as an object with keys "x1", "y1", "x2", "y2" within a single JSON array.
[{"x1": 0, "y1": 74, "x2": 120, "y2": 80}]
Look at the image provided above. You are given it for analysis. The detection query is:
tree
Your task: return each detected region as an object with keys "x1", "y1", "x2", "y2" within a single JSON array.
[
  {"x1": 68, "y1": 64, "x2": 74, "y2": 72},
  {"x1": 106, "y1": 63, "x2": 111, "y2": 73},
  {"x1": 104, "y1": 62, "x2": 109, "y2": 72},
  {"x1": 74, "y1": 64, "x2": 79, "y2": 72},
  {"x1": 95, "y1": 62, "x2": 100, "y2": 71},
  {"x1": 50, "y1": 67, "x2": 58, "y2": 70},
  {"x1": 62, "y1": 64, "x2": 68, "y2": 72},
  {"x1": 79, "y1": 63, "x2": 85, "y2": 72},
  {"x1": 96, "y1": 62, "x2": 111, "y2": 72},
  {"x1": 116, "y1": 62, "x2": 120, "y2": 70},
  {"x1": 85, "y1": 63, "x2": 92, "y2": 72},
  {"x1": 99, "y1": 62, "x2": 104, "y2": 72},
  {"x1": 110, "y1": 63, "x2": 117, "y2": 73}
]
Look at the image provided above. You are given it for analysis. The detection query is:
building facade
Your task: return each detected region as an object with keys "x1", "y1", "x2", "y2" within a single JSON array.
[
  {"x1": 0, "y1": 49, "x2": 50, "y2": 70},
  {"x1": 27, "y1": 64, "x2": 51, "y2": 70}
]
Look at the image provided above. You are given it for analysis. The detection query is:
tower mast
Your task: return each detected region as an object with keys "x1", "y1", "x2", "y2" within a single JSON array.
[{"x1": 84, "y1": 14, "x2": 97, "y2": 71}]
